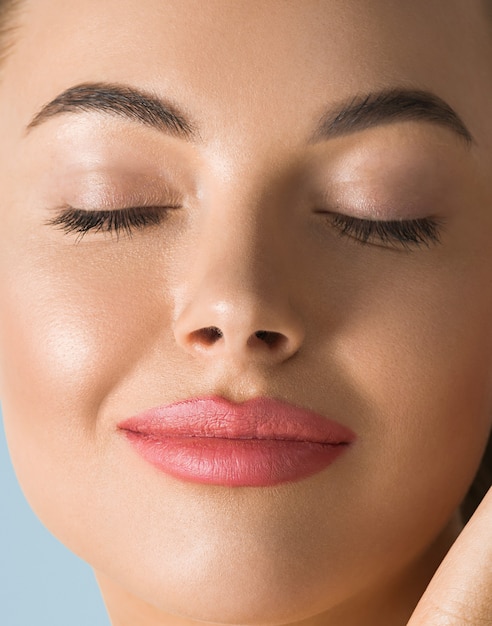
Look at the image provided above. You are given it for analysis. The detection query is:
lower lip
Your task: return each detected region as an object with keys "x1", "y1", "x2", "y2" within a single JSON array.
[{"x1": 122, "y1": 432, "x2": 350, "y2": 487}]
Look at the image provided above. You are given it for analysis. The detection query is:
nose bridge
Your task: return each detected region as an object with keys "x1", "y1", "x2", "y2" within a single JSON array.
[
  {"x1": 172, "y1": 186, "x2": 305, "y2": 362},
  {"x1": 202, "y1": 195, "x2": 278, "y2": 303}
]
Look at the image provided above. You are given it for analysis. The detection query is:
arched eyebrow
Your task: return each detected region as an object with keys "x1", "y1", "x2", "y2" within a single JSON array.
[
  {"x1": 25, "y1": 82, "x2": 473, "y2": 147},
  {"x1": 309, "y1": 88, "x2": 473, "y2": 145},
  {"x1": 26, "y1": 82, "x2": 197, "y2": 139}
]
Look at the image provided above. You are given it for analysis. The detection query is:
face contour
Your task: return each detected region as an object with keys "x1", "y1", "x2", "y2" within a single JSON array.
[{"x1": 1, "y1": 1, "x2": 492, "y2": 625}]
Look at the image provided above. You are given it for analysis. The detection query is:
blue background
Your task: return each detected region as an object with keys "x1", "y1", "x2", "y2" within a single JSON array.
[{"x1": 0, "y1": 406, "x2": 110, "y2": 626}]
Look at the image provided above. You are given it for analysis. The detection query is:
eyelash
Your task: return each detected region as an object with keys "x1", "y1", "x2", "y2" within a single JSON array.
[
  {"x1": 46, "y1": 206, "x2": 173, "y2": 240},
  {"x1": 327, "y1": 212, "x2": 442, "y2": 249},
  {"x1": 47, "y1": 205, "x2": 443, "y2": 249}
]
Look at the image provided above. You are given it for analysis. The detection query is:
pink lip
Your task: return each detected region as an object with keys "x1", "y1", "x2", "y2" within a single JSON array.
[{"x1": 117, "y1": 396, "x2": 356, "y2": 487}]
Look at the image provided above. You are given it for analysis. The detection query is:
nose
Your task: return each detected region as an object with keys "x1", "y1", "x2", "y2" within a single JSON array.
[{"x1": 173, "y1": 214, "x2": 305, "y2": 366}]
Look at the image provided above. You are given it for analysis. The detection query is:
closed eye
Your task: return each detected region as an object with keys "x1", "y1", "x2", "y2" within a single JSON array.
[
  {"x1": 45, "y1": 205, "x2": 179, "y2": 241},
  {"x1": 325, "y1": 212, "x2": 443, "y2": 249}
]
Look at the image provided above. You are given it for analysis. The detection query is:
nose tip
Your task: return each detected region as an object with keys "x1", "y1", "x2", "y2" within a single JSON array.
[{"x1": 174, "y1": 303, "x2": 305, "y2": 364}]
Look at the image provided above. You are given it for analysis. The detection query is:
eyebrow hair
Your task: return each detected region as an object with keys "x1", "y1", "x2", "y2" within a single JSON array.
[
  {"x1": 26, "y1": 82, "x2": 197, "y2": 139},
  {"x1": 311, "y1": 88, "x2": 474, "y2": 145},
  {"x1": 26, "y1": 82, "x2": 473, "y2": 148}
]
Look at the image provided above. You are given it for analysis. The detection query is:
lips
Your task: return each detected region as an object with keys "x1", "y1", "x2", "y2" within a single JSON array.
[{"x1": 117, "y1": 396, "x2": 356, "y2": 487}]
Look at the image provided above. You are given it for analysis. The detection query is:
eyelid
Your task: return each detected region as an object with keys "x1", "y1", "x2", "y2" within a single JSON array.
[
  {"x1": 322, "y1": 210, "x2": 444, "y2": 249},
  {"x1": 45, "y1": 204, "x2": 180, "y2": 241},
  {"x1": 50, "y1": 175, "x2": 185, "y2": 217}
]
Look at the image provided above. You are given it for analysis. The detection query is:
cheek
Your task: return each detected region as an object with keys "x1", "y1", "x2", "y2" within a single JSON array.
[
  {"x1": 340, "y1": 262, "x2": 492, "y2": 521},
  {"x1": 0, "y1": 265, "x2": 137, "y2": 416},
  {"x1": 0, "y1": 245, "x2": 167, "y2": 525},
  {"x1": 0, "y1": 231, "x2": 180, "y2": 398}
]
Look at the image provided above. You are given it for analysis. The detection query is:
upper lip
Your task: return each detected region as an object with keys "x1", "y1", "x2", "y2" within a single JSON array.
[{"x1": 117, "y1": 396, "x2": 356, "y2": 444}]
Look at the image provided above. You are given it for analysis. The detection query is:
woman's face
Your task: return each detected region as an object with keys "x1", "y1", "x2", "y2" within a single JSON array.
[{"x1": 1, "y1": 1, "x2": 492, "y2": 624}]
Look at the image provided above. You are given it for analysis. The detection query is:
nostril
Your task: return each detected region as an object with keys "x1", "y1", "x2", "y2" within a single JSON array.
[
  {"x1": 189, "y1": 326, "x2": 224, "y2": 347},
  {"x1": 252, "y1": 330, "x2": 285, "y2": 349},
  {"x1": 184, "y1": 327, "x2": 292, "y2": 353}
]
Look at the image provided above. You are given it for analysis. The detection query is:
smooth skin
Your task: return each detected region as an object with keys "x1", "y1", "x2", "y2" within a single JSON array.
[{"x1": 0, "y1": 1, "x2": 491, "y2": 624}]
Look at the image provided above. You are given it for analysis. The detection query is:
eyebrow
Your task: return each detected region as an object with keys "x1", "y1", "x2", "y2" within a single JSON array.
[
  {"x1": 26, "y1": 82, "x2": 197, "y2": 139},
  {"x1": 310, "y1": 88, "x2": 473, "y2": 145},
  {"x1": 26, "y1": 82, "x2": 473, "y2": 147}
]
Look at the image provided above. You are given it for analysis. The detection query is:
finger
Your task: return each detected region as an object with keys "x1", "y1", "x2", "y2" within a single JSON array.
[{"x1": 407, "y1": 488, "x2": 492, "y2": 625}]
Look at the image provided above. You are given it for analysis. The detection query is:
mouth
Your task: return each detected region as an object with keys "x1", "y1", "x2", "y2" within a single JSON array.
[{"x1": 117, "y1": 396, "x2": 356, "y2": 487}]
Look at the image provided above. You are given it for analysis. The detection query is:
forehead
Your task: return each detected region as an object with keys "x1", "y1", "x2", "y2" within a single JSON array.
[{"x1": 1, "y1": 0, "x2": 491, "y2": 151}]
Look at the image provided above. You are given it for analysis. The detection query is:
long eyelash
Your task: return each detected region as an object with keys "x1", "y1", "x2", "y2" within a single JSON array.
[
  {"x1": 329, "y1": 213, "x2": 442, "y2": 248},
  {"x1": 49, "y1": 206, "x2": 442, "y2": 249},
  {"x1": 46, "y1": 206, "x2": 171, "y2": 241}
]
